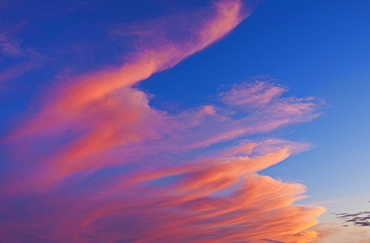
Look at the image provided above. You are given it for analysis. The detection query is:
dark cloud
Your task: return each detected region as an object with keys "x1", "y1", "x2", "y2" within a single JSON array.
[{"x1": 336, "y1": 210, "x2": 370, "y2": 227}]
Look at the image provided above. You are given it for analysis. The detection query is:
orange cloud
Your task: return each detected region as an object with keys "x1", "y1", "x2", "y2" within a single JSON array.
[{"x1": 0, "y1": 1, "x2": 326, "y2": 242}]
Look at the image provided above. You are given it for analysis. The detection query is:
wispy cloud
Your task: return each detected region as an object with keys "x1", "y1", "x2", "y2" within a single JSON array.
[
  {"x1": 0, "y1": 1, "x2": 325, "y2": 242},
  {"x1": 0, "y1": 51, "x2": 44, "y2": 84},
  {"x1": 0, "y1": 30, "x2": 46, "y2": 85},
  {"x1": 0, "y1": 34, "x2": 22, "y2": 57},
  {"x1": 336, "y1": 211, "x2": 370, "y2": 227}
]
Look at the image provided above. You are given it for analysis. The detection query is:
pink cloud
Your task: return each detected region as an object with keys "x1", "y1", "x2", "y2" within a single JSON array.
[
  {"x1": 220, "y1": 81, "x2": 286, "y2": 107},
  {"x1": 1, "y1": 78, "x2": 325, "y2": 242},
  {"x1": 0, "y1": 1, "x2": 326, "y2": 242},
  {"x1": 4, "y1": 0, "x2": 247, "y2": 141}
]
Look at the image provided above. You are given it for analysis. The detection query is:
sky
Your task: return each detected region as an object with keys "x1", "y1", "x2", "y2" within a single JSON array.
[{"x1": 0, "y1": 0, "x2": 370, "y2": 242}]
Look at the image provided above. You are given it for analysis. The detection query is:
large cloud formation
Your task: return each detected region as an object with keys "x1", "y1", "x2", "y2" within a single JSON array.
[{"x1": 0, "y1": 0, "x2": 325, "y2": 242}]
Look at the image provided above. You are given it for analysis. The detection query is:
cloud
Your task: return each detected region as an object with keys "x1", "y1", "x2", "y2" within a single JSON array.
[
  {"x1": 0, "y1": 31, "x2": 45, "y2": 85},
  {"x1": 2, "y1": 81, "x2": 321, "y2": 192},
  {"x1": 0, "y1": 51, "x2": 44, "y2": 84},
  {"x1": 336, "y1": 211, "x2": 370, "y2": 227},
  {"x1": 0, "y1": 80, "x2": 325, "y2": 242},
  {"x1": 0, "y1": 34, "x2": 21, "y2": 57},
  {"x1": 0, "y1": 0, "x2": 325, "y2": 242}
]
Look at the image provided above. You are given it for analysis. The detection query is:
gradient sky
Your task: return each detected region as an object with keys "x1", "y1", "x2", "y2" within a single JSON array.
[{"x1": 1, "y1": 0, "x2": 370, "y2": 242}]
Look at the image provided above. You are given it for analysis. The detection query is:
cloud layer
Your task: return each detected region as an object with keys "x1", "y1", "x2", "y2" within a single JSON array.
[{"x1": 1, "y1": 1, "x2": 325, "y2": 242}]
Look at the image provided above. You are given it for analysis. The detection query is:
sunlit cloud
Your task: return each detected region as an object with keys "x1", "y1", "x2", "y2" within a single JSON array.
[{"x1": 0, "y1": 0, "x2": 326, "y2": 242}]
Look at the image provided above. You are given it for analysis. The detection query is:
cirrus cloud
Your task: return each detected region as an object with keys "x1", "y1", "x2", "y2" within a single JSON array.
[{"x1": 0, "y1": 1, "x2": 325, "y2": 242}]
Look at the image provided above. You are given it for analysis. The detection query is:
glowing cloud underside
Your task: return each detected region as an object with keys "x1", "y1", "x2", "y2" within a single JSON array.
[{"x1": 0, "y1": 1, "x2": 325, "y2": 242}]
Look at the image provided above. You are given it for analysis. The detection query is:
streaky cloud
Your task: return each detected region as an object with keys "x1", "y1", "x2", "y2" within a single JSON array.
[
  {"x1": 0, "y1": 1, "x2": 325, "y2": 242},
  {"x1": 0, "y1": 79, "x2": 325, "y2": 242}
]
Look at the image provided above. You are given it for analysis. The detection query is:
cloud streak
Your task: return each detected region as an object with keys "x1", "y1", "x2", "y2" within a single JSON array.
[
  {"x1": 336, "y1": 211, "x2": 370, "y2": 227},
  {"x1": 1, "y1": 1, "x2": 325, "y2": 242}
]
